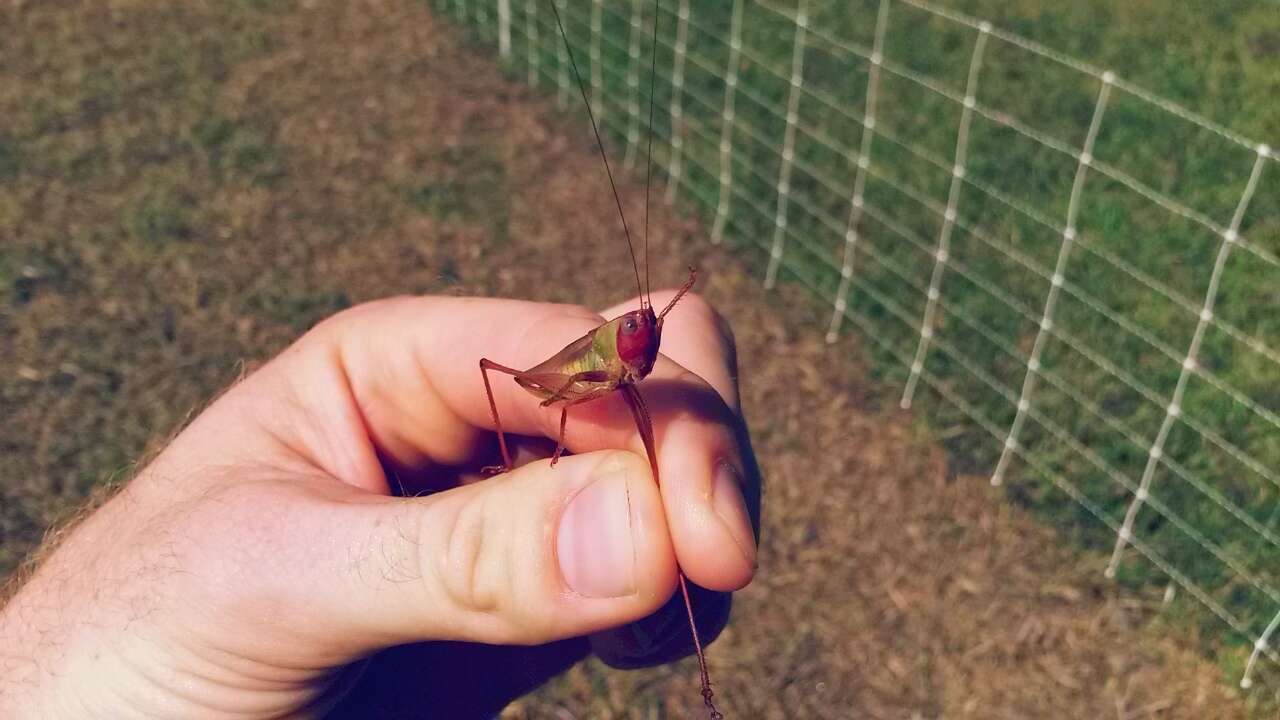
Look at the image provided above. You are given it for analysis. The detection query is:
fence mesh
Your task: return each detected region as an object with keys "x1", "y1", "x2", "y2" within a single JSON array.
[{"x1": 439, "y1": 0, "x2": 1280, "y2": 690}]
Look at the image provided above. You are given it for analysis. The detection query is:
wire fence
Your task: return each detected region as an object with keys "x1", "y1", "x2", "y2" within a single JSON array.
[{"x1": 440, "y1": 0, "x2": 1280, "y2": 691}]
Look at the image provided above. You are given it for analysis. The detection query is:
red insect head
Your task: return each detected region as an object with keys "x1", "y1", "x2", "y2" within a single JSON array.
[
  {"x1": 615, "y1": 267, "x2": 698, "y2": 382},
  {"x1": 616, "y1": 307, "x2": 660, "y2": 380}
]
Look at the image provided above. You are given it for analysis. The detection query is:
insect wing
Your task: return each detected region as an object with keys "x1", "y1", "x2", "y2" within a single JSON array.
[{"x1": 516, "y1": 328, "x2": 615, "y2": 401}]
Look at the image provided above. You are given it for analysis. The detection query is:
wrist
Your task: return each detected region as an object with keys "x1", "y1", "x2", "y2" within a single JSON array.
[
  {"x1": 1, "y1": 599, "x2": 231, "y2": 720},
  {"x1": 0, "y1": 592, "x2": 83, "y2": 719},
  {"x1": 1, "y1": 554, "x2": 189, "y2": 719}
]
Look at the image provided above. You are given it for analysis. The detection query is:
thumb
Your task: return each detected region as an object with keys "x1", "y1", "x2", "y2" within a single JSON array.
[{"x1": 313, "y1": 451, "x2": 679, "y2": 651}]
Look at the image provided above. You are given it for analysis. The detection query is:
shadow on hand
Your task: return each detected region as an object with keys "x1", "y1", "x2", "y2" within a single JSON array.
[
  {"x1": 328, "y1": 638, "x2": 590, "y2": 719},
  {"x1": 325, "y1": 586, "x2": 731, "y2": 719},
  {"x1": 592, "y1": 580, "x2": 732, "y2": 668}
]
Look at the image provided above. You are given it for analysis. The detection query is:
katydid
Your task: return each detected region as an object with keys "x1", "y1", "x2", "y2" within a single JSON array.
[{"x1": 476, "y1": 2, "x2": 726, "y2": 717}]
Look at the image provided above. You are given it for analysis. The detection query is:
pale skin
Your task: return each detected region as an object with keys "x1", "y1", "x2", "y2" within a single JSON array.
[{"x1": 0, "y1": 290, "x2": 758, "y2": 718}]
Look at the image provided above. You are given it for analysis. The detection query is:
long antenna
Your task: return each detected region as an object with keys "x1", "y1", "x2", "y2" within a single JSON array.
[
  {"x1": 642, "y1": 0, "x2": 662, "y2": 306},
  {"x1": 549, "y1": 1, "x2": 646, "y2": 307}
]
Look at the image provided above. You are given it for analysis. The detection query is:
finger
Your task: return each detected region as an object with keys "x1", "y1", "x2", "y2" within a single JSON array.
[
  {"x1": 595, "y1": 292, "x2": 755, "y2": 665},
  {"x1": 302, "y1": 296, "x2": 605, "y2": 474},
  {"x1": 267, "y1": 451, "x2": 679, "y2": 653},
  {"x1": 244, "y1": 295, "x2": 754, "y2": 590},
  {"x1": 560, "y1": 360, "x2": 757, "y2": 591}
]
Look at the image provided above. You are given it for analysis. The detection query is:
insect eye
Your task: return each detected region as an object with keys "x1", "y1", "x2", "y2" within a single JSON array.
[{"x1": 623, "y1": 317, "x2": 638, "y2": 334}]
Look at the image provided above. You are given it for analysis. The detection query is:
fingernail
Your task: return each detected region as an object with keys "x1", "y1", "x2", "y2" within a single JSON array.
[
  {"x1": 558, "y1": 458, "x2": 637, "y2": 598},
  {"x1": 712, "y1": 461, "x2": 757, "y2": 569}
]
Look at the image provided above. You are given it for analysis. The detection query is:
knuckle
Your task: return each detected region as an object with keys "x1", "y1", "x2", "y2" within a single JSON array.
[
  {"x1": 420, "y1": 491, "x2": 508, "y2": 623},
  {"x1": 415, "y1": 485, "x2": 558, "y2": 645}
]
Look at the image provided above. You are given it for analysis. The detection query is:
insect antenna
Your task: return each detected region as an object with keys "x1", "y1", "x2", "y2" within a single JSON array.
[
  {"x1": 548, "y1": 1, "x2": 646, "y2": 308},
  {"x1": 657, "y1": 266, "x2": 697, "y2": 323},
  {"x1": 642, "y1": 0, "x2": 663, "y2": 308}
]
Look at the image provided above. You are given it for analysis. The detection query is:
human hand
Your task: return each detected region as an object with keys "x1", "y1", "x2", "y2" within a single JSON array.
[{"x1": 0, "y1": 291, "x2": 759, "y2": 718}]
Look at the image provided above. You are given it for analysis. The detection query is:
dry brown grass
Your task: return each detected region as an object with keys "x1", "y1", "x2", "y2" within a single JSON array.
[{"x1": 0, "y1": 0, "x2": 1259, "y2": 716}]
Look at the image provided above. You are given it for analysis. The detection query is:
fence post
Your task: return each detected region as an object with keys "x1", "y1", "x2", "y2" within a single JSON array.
[
  {"x1": 710, "y1": 0, "x2": 745, "y2": 244},
  {"x1": 991, "y1": 72, "x2": 1113, "y2": 485},
  {"x1": 900, "y1": 22, "x2": 990, "y2": 408},
  {"x1": 1244, "y1": 559, "x2": 1280, "y2": 689},
  {"x1": 624, "y1": 0, "x2": 644, "y2": 168},
  {"x1": 1107, "y1": 144, "x2": 1270, "y2": 578},
  {"x1": 498, "y1": 0, "x2": 511, "y2": 58},
  {"x1": 555, "y1": 0, "x2": 568, "y2": 106},
  {"x1": 526, "y1": 0, "x2": 539, "y2": 87},
  {"x1": 474, "y1": 0, "x2": 487, "y2": 36},
  {"x1": 763, "y1": 0, "x2": 809, "y2": 290},
  {"x1": 664, "y1": 0, "x2": 691, "y2": 203},
  {"x1": 826, "y1": 0, "x2": 892, "y2": 343},
  {"x1": 590, "y1": 0, "x2": 604, "y2": 120}
]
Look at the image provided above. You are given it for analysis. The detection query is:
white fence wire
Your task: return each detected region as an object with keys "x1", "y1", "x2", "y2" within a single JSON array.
[{"x1": 460, "y1": 0, "x2": 1279, "y2": 691}]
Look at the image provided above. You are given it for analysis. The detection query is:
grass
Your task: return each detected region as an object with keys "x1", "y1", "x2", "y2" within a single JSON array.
[
  {"x1": 0, "y1": 0, "x2": 533, "y2": 580},
  {"x1": 466, "y1": 0, "x2": 1280, "y2": 686},
  {"x1": 0, "y1": 3, "x2": 285, "y2": 570}
]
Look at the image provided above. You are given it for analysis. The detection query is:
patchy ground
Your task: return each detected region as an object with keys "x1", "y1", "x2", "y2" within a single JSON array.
[{"x1": 0, "y1": 1, "x2": 1260, "y2": 717}]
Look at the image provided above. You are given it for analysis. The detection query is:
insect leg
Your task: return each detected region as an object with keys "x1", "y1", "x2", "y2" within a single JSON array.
[
  {"x1": 479, "y1": 358, "x2": 525, "y2": 472},
  {"x1": 538, "y1": 370, "x2": 612, "y2": 407},
  {"x1": 621, "y1": 383, "x2": 722, "y2": 719},
  {"x1": 537, "y1": 371, "x2": 613, "y2": 467},
  {"x1": 544, "y1": 388, "x2": 615, "y2": 468},
  {"x1": 550, "y1": 407, "x2": 570, "y2": 467}
]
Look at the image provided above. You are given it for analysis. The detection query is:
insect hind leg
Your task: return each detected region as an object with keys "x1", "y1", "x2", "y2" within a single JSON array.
[
  {"x1": 479, "y1": 358, "x2": 523, "y2": 473},
  {"x1": 481, "y1": 365, "x2": 613, "y2": 473}
]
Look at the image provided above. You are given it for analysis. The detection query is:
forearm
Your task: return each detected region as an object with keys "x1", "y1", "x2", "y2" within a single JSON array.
[
  {"x1": 0, "y1": 490, "x2": 199, "y2": 720},
  {"x1": 1, "y1": 518, "x2": 135, "y2": 718},
  {"x1": 1, "y1": 487, "x2": 114, "y2": 717},
  {"x1": 0, "y1": 575, "x2": 95, "y2": 718}
]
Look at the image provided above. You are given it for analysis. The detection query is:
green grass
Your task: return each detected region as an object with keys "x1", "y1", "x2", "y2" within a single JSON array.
[
  {"x1": 0, "y1": 2, "x2": 295, "y2": 572},
  {"x1": 401, "y1": 143, "x2": 512, "y2": 241},
  {"x1": 456, "y1": 0, "x2": 1280, "y2": 683}
]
